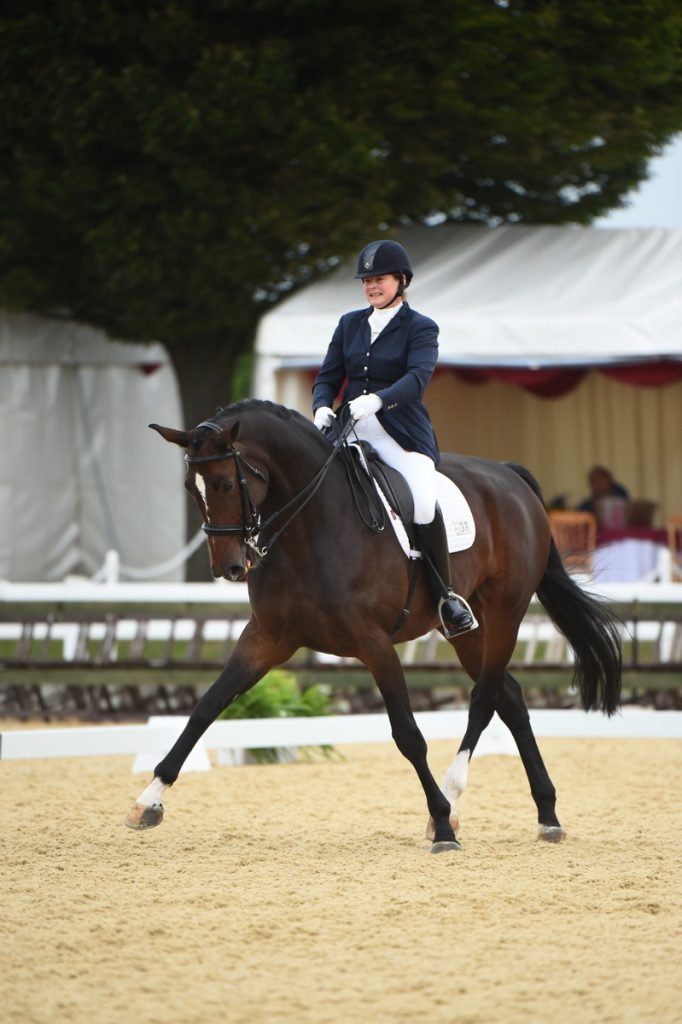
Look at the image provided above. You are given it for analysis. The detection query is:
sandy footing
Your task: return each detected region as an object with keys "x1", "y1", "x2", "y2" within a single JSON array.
[{"x1": 1, "y1": 732, "x2": 681, "y2": 1024}]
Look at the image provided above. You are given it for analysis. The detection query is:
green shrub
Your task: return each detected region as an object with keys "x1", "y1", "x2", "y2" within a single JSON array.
[{"x1": 218, "y1": 669, "x2": 339, "y2": 764}]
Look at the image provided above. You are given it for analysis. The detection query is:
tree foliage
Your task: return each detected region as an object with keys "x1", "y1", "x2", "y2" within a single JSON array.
[{"x1": 1, "y1": 0, "x2": 681, "y2": 426}]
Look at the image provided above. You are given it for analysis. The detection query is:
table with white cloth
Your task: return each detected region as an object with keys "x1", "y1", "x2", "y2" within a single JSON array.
[{"x1": 592, "y1": 527, "x2": 669, "y2": 583}]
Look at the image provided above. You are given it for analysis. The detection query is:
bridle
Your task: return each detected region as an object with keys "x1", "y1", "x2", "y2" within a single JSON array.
[
  {"x1": 185, "y1": 420, "x2": 266, "y2": 554},
  {"x1": 184, "y1": 417, "x2": 355, "y2": 560}
]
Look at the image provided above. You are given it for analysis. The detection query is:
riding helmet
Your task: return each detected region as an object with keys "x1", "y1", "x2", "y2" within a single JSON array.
[{"x1": 354, "y1": 240, "x2": 413, "y2": 284}]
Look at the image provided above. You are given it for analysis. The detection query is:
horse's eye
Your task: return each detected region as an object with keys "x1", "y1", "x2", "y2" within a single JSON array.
[{"x1": 221, "y1": 479, "x2": 234, "y2": 494}]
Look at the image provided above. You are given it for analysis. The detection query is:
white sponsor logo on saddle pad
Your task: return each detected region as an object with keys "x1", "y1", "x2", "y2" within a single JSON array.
[{"x1": 436, "y1": 473, "x2": 476, "y2": 552}]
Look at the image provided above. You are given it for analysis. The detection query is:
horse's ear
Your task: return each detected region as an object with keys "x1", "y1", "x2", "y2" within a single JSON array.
[
  {"x1": 149, "y1": 423, "x2": 192, "y2": 448},
  {"x1": 230, "y1": 422, "x2": 240, "y2": 443}
]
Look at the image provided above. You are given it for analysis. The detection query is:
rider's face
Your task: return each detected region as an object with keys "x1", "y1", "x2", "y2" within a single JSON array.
[{"x1": 362, "y1": 274, "x2": 403, "y2": 308}]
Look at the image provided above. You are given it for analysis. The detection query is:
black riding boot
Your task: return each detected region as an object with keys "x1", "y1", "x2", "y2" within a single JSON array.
[{"x1": 415, "y1": 509, "x2": 478, "y2": 639}]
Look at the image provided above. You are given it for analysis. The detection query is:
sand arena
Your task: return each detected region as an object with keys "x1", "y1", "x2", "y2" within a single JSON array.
[{"x1": 1, "y1": 731, "x2": 681, "y2": 1024}]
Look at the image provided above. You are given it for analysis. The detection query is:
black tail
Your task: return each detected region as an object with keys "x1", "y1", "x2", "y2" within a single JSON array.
[{"x1": 506, "y1": 462, "x2": 623, "y2": 716}]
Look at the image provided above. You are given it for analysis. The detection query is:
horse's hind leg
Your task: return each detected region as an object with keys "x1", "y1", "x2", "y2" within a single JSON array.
[
  {"x1": 434, "y1": 637, "x2": 565, "y2": 843},
  {"x1": 496, "y1": 672, "x2": 565, "y2": 842},
  {"x1": 435, "y1": 666, "x2": 501, "y2": 837},
  {"x1": 430, "y1": 610, "x2": 533, "y2": 838}
]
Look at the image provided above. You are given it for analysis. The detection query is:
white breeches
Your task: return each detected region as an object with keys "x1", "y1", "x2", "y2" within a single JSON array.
[{"x1": 352, "y1": 415, "x2": 437, "y2": 524}]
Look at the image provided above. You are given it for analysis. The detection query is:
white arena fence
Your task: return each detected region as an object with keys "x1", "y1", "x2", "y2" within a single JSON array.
[{"x1": 2, "y1": 709, "x2": 681, "y2": 773}]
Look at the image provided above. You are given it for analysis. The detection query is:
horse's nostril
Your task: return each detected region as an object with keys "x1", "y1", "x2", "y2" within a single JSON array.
[{"x1": 227, "y1": 565, "x2": 244, "y2": 581}]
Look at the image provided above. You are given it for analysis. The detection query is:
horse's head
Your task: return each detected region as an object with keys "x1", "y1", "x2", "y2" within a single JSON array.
[{"x1": 150, "y1": 418, "x2": 269, "y2": 581}]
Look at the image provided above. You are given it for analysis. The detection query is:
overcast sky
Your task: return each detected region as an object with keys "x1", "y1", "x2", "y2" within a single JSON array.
[{"x1": 595, "y1": 133, "x2": 682, "y2": 228}]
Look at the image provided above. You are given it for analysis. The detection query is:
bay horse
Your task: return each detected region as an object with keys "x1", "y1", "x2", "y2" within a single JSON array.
[{"x1": 126, "y1": 399, "x2": 622, "y2": 852}]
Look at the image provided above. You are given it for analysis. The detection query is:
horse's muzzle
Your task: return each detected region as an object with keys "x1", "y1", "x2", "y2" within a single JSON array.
[
  {"x1": 225, "y1": 564, "x2": 247, "y2": 582},
  {"x1": 211, "y1": 560, "x2": 247, "y2": 582},
  {"x1": 208, "y1": 543, "x2": 248, "y2": 582}
]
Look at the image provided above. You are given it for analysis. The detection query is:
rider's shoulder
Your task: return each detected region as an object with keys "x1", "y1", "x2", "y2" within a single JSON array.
[
  {"x1": 337, "y1": 307, "x2": 372, "y2": 329},
  {"x1": 403, "y1": 304, "x2": 438, "y2": 333}
]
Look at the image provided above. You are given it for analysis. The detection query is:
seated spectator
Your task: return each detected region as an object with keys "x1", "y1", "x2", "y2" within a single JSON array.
[{"x1": 577, "y1": 465, "x2": 629, "y2": 515}]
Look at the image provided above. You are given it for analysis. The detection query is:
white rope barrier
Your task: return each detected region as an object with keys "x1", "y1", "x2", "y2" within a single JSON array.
[{"x1": 91, "y1": 529, "x2": 206, "y2": 583}]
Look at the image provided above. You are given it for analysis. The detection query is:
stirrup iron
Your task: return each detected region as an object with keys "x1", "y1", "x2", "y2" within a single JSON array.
[{"x1": 438, "y1": 593, "x2": 479, "y2": 639}]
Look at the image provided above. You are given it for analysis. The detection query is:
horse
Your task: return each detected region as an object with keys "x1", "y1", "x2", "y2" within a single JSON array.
[{"x1": 125, "y1": 399, "x2": 622, "y2": 852}]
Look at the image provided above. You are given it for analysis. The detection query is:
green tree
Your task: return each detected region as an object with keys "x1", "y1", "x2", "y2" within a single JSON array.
[{"x1": 1, "y1": 0, "x2": 681, "y2": 433}]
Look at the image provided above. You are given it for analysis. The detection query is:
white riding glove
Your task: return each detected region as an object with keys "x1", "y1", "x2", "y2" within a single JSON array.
[
  {"x1": 349, "y1": 393, "x2": 383, "y2": 422},
  {"x1": 313, "y1": 406, "x2": 336, "y2": 430}
]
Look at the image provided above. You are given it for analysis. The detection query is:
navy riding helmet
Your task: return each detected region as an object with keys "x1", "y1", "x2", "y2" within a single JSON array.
[{"x1": 354, "y1": 240, "x2": 413, "y2": 285}]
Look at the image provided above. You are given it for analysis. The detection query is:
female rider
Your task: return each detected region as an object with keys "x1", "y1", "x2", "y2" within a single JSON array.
[{"x1": 312, "y1": 239, "x2": 476, "y2": 638}]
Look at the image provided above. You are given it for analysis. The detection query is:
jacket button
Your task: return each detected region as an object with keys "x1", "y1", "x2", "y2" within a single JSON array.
[
  {"x1": 362, "y1": 389, "x2": 367, "y2": 394},
  {"x1": 363, "y1": 366, "x2": 368, "y2": 371}
]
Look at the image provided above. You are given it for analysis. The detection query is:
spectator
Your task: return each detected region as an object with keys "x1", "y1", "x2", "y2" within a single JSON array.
[{"x1": 577, "y1": 465, "x2": 629, "y2": 515}]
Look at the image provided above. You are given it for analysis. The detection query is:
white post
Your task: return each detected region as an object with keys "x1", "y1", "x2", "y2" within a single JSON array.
[{"x1": 103, "y1": 549, "x2": 120, "y2": 584}]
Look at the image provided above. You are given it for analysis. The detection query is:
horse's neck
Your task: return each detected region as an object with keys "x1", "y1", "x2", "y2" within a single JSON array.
[{"x1": 257, "y1": 427, "x2": 351, "y2": 525}]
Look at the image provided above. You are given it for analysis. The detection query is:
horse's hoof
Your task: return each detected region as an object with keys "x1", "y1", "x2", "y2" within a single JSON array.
[
  {"x1": 124, "y1": 802, "x2": 164, "y2": 830},
  {"x1": 430, "y1": 839, "x2": 462, "y2": 854},
  {"x1": 537, "y1": 824, "x2": 565, "y2": 843},
  {"x1": 425, "y1": 814, "x2": 459, "y2": 841}
]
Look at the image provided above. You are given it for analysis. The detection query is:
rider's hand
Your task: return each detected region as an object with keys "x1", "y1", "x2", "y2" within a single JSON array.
[
  {"x1": 349, "y1": 394, "x2": 383, "y2": 422},
  {"x1": 313, "y1": 406, "x2": 336, "y2": 430}
]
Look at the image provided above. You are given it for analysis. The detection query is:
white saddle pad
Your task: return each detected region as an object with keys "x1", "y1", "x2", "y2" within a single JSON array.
[{"x1": 349, "y1": 443, "x2": 476, "y2": 559}]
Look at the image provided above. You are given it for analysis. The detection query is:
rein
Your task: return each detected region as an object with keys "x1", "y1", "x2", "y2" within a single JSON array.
[{"x1": 185, "y1": 417, "x2": 356, "y2": 560}]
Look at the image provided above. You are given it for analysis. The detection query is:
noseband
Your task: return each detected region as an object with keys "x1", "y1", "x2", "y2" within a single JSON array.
[{"x1": 185, "y1": 417, "x2": 354, "y2": 560}]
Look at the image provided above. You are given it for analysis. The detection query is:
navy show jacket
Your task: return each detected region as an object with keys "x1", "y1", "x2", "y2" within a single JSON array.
[{"x1": 312, "y1": 301, "x2": 441, "y2": 464}]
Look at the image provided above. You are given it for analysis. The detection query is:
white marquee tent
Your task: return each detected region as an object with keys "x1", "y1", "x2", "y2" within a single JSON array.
[
  {"x1": 254, "y1": 225, "x2": 682, "y2": 521},
  {"x1": 0, "y1": 311, "x2": 186, "y2": 582}
]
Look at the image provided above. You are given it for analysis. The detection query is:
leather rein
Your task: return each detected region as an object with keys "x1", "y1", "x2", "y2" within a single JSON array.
[{"x1": 184, "y1": 418, "x2": 356, "y2": 561}]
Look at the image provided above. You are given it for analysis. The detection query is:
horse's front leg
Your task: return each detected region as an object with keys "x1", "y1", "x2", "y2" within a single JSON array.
[
  {"x1": 362, "y1": 638, "x2": 460, "y2": 854},
  {"x1": 125, "y1": 619, "x2": 294, "y2": 830}
]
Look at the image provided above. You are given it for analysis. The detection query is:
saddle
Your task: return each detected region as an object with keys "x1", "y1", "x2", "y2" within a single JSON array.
[{"x1": 344, "y1": 440, "x2": 416, "y2": 549}]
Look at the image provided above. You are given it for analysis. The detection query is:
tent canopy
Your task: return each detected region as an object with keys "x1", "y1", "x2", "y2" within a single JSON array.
[{"x1": 254, "y1": 225, "x2": 682, "y2": 399}]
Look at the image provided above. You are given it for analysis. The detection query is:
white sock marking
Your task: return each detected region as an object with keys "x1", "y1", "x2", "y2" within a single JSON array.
[
  {"x1": 137, "y1": 776, "x2": 167, "y2": 807},
  {"x1": 442, "y1": 749, "x2": 470, "y2": 812}
]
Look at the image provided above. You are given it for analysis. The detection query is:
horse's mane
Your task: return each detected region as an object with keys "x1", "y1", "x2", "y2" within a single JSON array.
[{"x1": 209, "y1": 399, "x2": 318, "y2": 437}]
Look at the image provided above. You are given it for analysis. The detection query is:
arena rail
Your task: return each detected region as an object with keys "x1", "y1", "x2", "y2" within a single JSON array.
[
  {"x1": 2, "y1": 708, "x2": 681, "y2": 770},
  {"x1": 1, "y1": 579, "x2": 681, "y2": 718}
]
